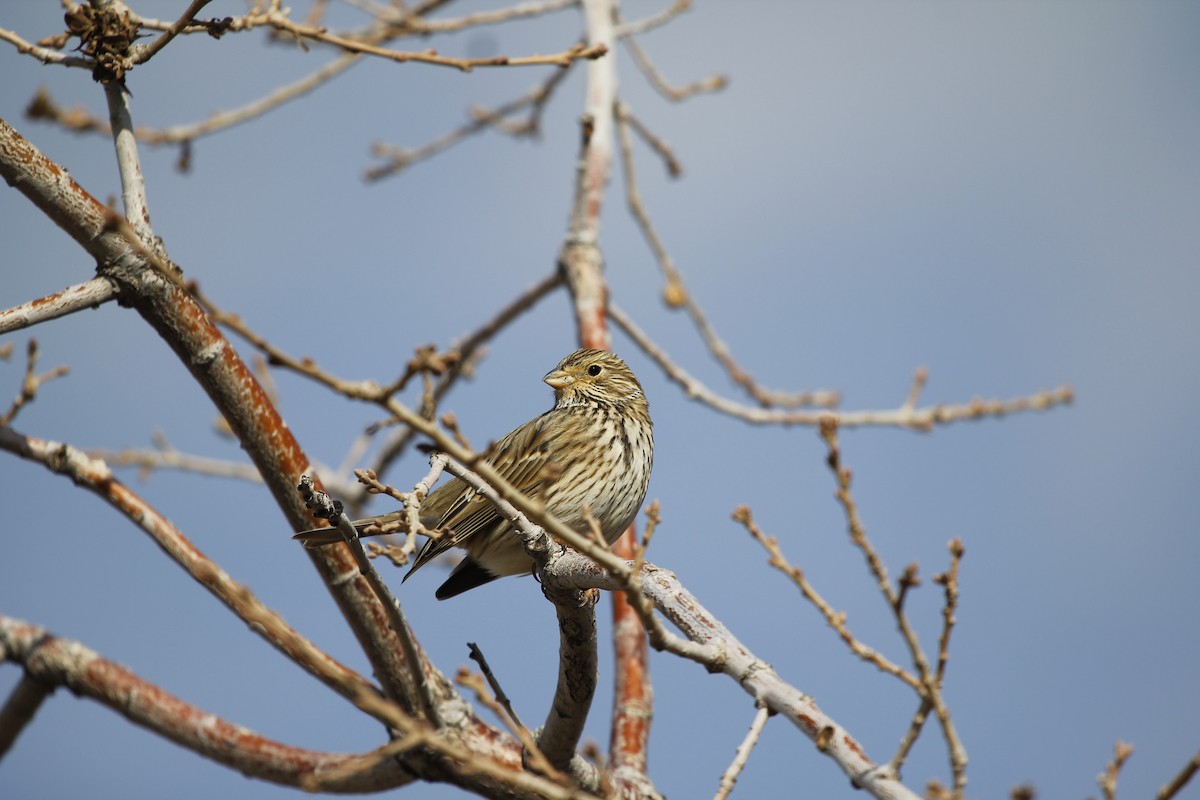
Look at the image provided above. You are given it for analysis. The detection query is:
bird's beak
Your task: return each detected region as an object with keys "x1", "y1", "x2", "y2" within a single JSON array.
[{"x1": 544, "y1": 369, "x2": 573, "y2": 389}]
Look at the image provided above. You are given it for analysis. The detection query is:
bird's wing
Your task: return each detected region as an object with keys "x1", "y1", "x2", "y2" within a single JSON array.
[{"x1": 405, "y1": 411, "x2": 560, "y2": 576}]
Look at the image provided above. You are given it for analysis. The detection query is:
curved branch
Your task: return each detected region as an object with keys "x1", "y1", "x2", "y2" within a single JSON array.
[
  {"x1": 0, "y1": 115, "x2": 429, "y2": 718},
  {"x1": 0, "y1": 425, "x2": 387, "y2": 711},
  {"x1": 536, "y1": 587, "x2": 599, "y2": 771},
  {"x1": 539, "y1": 553, "x2": 923, "y2": 800},
  {"x1": 0, "y1": 615, "x2": 411, "y2": 793}
]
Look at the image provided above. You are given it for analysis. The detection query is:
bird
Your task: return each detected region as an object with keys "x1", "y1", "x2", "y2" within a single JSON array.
[{"x1": 294, "y1": 349, "x2": 654, "y2": 600}]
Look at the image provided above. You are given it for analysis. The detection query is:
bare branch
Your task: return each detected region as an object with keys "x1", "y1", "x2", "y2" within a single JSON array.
[
  {"x1": 89, "y1": 441, "x2": 265, "y2": 483},
  {"x1": 620, "y1": 104, "x2": 683, "y2": 177},
  {"x1": 537, "y1": 583, "x2": 600, "y2": 772},
  {"x1": 467, "y1": 643, "x2": 530, "y2": 736},
  {"x1": 735, "y1": 506, "x2": 920, "y2": 689},
  {"x1": 363, "y1": 270, "x2": 564, "y2": 499},
  {"x1": 613, "y1": 109, "x2": 835, "y2": 410},
  {"x1": 819, "y1": 420, "x2": 968, "y2": 792},
  {"x1": 366, "y1": 67, "x2": 573, "y2": 180},
  {"x1": 129, "y1": 0, "x2": 213, "y2": 64},
  {"x1": 612, "y1": 303, "x2": 1073, "y2": 429},
  {"x1": 713, "y1": 705, "x2": 771, "y2": 800},
  {"x1": 455, "y1": 661, "x2": 565, "y2": 784},
  {"x1": 614, "y1": 0, "x2": 693, "y2": 38},
  {"x1": 0, "y1": 117, "x2": 432, "y2": 714},
  {"x1": 1099, "y1": 741, "x2": 1135, "y2": 800},
  {"x1": 370, "y1": 445, "x2": 914, "y2": 798},
  {"x1": 378, "y1": 0, "x2": 580, "y2": 34},
  {"x1": 541, "y1": 552, "x2": 923, "y2": 800},
  {"x1": 0, "y1": 26, "x2": 92, "y2": 68},
  {"x1": 296, "y1": 477, "x2": 442, "y2": 725},
  {"x1": 608, "y1": 530, "x2": 654, "y2": 778},
  {"x1": 1, "y1": 339, "x2": 69, "y2": 426},
  {"x1": 87, "y1": 52, "x2": 361, "y2": 147},
  {"x1": 0, "y1": 673, "x2": 52, "y2": 759},
  {"x1": 0, "y1": 426, "x2": 407, "y2": 716},
  {"x1": 619, "y1": 25, "x2": 727, "y2": 101},
  {"x1": 261, "y1": 9, "x2": 607, "y2": 72},
  {"x1": 0, "y1": 277, "x2": 119, "y2": 336},
  {"x1": 1157, "y1": 749, "x2": 1200, "y2": 800},
  {"x1": 0, "y1": 614, "x2": 413, "y2": 792}
]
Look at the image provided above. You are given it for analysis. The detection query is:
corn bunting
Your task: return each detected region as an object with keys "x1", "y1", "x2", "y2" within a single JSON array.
[{"x1": 295, "y1": 349, "x2": 654, "y2": 599}]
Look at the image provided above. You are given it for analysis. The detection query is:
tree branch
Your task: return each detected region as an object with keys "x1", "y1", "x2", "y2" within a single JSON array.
[
  {"x1": 612, "y1": 303, "x2": 1073, "y2": 429},
  {"x1": 539, "y1": 552, "x2": 923, "y2": 800},
  {"x1": 0, "y1": 114, "x2": 430, "y2": 721},
  {"x1": 0, "y1": 277, "x2": 119, "y2": 336},
  {"x1": 713, "y1": 705, "x2": 771, "y2": 800},
  {"x1": 0, "y1": 615, "x2": 412, "y2": 792},
  {"x1": 0, "y1": 673, "x2": 52, "y2": 758}
]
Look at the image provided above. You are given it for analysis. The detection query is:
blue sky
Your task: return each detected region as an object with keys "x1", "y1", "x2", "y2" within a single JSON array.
[{"x1": 2, "y1": 2, "x2": 1199, "y2": 799}]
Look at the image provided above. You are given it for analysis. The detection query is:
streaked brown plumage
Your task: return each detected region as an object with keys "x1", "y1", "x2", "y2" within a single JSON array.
[{"x1": 294, "y1": 349, "x2": 654, "y2": 599}]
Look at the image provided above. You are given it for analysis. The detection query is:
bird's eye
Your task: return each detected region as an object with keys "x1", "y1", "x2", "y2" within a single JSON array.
[{"x1": 587, "y1": 364, "x2": 603, "y2": 377}]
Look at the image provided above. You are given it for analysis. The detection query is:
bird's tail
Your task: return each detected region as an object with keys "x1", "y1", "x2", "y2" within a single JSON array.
[{"x1": 292, "y1": 512, "x2": 404, "y2": 548}]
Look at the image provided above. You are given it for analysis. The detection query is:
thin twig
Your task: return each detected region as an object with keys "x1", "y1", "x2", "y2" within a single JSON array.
[
  {"x1": 0, "y1": 340, "x2": 70, "y2": 427},
  {"x1": 467, "y1": 642, "x2": 527, "y2": 732},
  {"x1": 374, "y1": 0, "x2": 579, "y2": 34},
  {"x1": 622, "y1": 105, "x2": 683, "y2": 177},
  {"x1": 366, "y1": 66, "x2": 573, "y2": 179},
  {"x1": 0, "y1": 26, "x2": 92, "y2": 68},
  {"x1": 934, "y1": 539, "x2": 964, "y2": 684},
  {"x1": 902, "y1": 367, "x2": 929, "y2": 410},
  {"x1": 265, "y1": 10, "x2": 608, "y2": 72},
  {"x1": 462, "y1": 644, "x2": 565, "y2": 781},
  {"x1": 735, "y1": 506, "x2": 920, "y2": 690},
  {"x1": 24, "y1": 51, "x2": 360, "y2": 151},
  {"x1": 713, "y1": 705, "x2": 771, "y2": 800},
  {"x1": 361, "y1": 271, "x2": 564, "y2": 494},
  {"x1": 89, "y1": 444, "x2": 264, "y2": 483},
  {"x1": 130, "y1": 0, "x2": 212, "y2": 64},
  {"x1": 620, "y1": 26, "x2": 726, "y2": 101},
  {"x1": 1099, "y1": 741, "x2": 1135, "y2": 800},
  {"x1": 614, "y1": 107, "x2": 833, "y2": 410},
  {"x1": 1156, "y1": 749, "x2": 1200, "y2": 800},
  {"x1": 612, "y1": 304, "x2": 1073, "y2": 429},
  {"x1": 614, "y1": 0, "x2": 692, "y2": 38},
  {"x1": 891, "y1": 697, "x2": 934, "y2": 777},
  {"x1": 819, "y1": 420, "x2": 968, "y2": 793},
  {"x1": 297, "y1": 477, "x2": 440, "y2": 725}
]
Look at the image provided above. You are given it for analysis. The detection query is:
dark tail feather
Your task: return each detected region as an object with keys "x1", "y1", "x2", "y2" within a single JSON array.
[
  {"x1": 292, "y1": 516, "x2": 395, "y2": 547},
  {"x1": 292, "y1": 526, "x2": 346, "y2": 547},
  {"x1": 434, "y1": 557, "x2": 498, "y2": 600}
]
